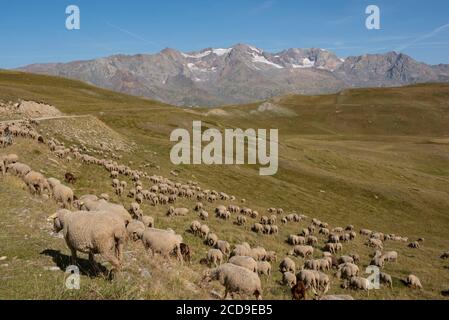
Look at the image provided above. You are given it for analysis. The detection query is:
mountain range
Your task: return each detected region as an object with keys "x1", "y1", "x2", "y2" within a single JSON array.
[{"x1": 18, "y1": 44, "x2": 449, "y2": 107}]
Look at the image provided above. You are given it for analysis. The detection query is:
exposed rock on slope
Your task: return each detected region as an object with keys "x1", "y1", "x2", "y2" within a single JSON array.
[{"x1": 1, "y1": 100, "x2": 63, "y2": 119}]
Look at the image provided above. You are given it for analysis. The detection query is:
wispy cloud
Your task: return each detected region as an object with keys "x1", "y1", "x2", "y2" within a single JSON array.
[
  {"x1": 395, "y1": 22, "x2": 449, "y2": 51},
  {"x1": 365, "y1": 35, "x2": 416, "y2": 43},
  {"x1": 106, "y1": 22, "x2": 160, "y2": 48},
  {"x1": 250, "y1": 0, "x2": 276, "y2": 15},
  {"x1": 327, "y1": 15, "x2": 353, "y2": 25}
]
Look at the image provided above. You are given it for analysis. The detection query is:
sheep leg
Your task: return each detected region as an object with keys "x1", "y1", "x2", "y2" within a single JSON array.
[
  {"x1": 70, "y1": 248, "x2": 78, "y2": 266},
  {"x1": 223, "y1": 288, "x2": 229, "y2": 300},
  {"x1": 176, "y1": 245, "x2": 184, "y2": 265},
  {"x1": 323, "y1": 282, "x2": 330, "y2": 295},
  {"x1": 28, "y1": 184, "x2": 37, "y2": 195},
  {"x1": 102, "y1": 251, "x2": 121, "y2": 280},
  {"x1": 89, "y1": 253, "x2": 101, "y2": 275},
  {"x1": 148, "y1": 248, "x2": 155, "y2": 257},
  {"x1": 115, "y1": 241, "x2": 124, "y2": 265}
]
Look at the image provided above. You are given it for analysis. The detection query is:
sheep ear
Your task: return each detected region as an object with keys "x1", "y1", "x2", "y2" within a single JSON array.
[{"x1": 47, "y1": 213, "x2": 57, "y2": 221}]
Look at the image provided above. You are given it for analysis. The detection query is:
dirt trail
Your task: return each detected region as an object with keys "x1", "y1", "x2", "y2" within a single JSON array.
[{"x1": 0, "y1": 115, "x2": 91, "y2": 124}]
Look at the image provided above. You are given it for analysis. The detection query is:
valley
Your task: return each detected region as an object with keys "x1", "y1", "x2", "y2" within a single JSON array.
[{"x1": 0, "y1": 70, "x2": 448, "y2": 300}]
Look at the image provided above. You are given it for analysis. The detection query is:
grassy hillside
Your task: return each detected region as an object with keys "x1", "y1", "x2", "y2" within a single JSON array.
[{"x1": 1, "y1": 70, "x2": 448, "y2": 300}]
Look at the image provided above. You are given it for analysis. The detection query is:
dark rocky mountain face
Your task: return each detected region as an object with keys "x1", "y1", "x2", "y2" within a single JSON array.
[{"x1": 18, "y1": 44, "x2": 449, "y2": 107}]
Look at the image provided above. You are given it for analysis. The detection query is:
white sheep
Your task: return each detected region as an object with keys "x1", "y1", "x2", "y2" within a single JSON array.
[
  {"x1": 236, "y1": 215, "x2": 247, "y2": 226},
  {"x1": 264, "y1": 251, "x2": 277, "y2": 262},
  {"x1": 296, "y1": 270, "x2": 317, "y2": 290},
  {"x1": 307, "y1": 236, "x2": 318, "y2": 246},
  {"x1": 81, "y1": 199, "x2": 132, "y2": 225},
  {"x1": 342, "y1": 276, "x2": 370, "y2": 296},
  {"x1": 408, "y1": 241, "x2": 420, "y2": 249},
  {"x1": 112, "y1": 179, "x2": 120, "y2": 188},
  {"x1": 380, "y1": 272, "x2": 393, "y2": 288},
  {"x1": 252, "y1": 223, "x2": 264, "y2": 234},
  {"x1": 336, "y1": 263, "x2": 359, "y2": 280},
  {"x1": 288, "y1": 235, "x2": 305, "y2": 245},
  {"x1": 129, "y1": 202, "x2": 142, "y2": 219},
  {"x1": 194, "y1": 202, "x2": 203, "y2": 211},
  {"x1": 48, "y1": 209, "x2": 127, "y2": 277},
  {"x1": 311, "y1": 270, "x2": 330, "y2": 294},
  {"x1": 203, "y1": 263, "x2": 262, "y2": 300},
  {"x1": 216, "y1": 240, "x2": 231, "y2": 257},
  {"x1": 52, "y1": 183, "x2": 74, "y2": 209},
  {"x1": 190, "y1": 220, "x2": 202, "y2": 236},
  {"x1": 360, "y1": 229, "x2": 372, "y2": 236},
  {"x1": 382, "y1": 251, "x2": 398, "y2": 262},
  {"x1": 282, "y1": 272, "x2": 297, "y2": 288},
  {"x1": 229, "y1": 256, "x2": 258, "y2": 273},
  {"x1": 367, "y1": 238, "x2": 383, "y2": 250},
  {"x1": 231, "y1": 244, "x2": 251, "y2": 258},
  {"x1": 140, "y1": 215, "x2": 154, "y2": 228},
  {"x1": 23, "y1": 171, "x2": 50, "y2": 195},
  {"x1": 199, "y1": 209, "x2": 209, "y2": 220},
  {"x1": 167, "y1": 206, "x2": 189, "y2": 217},
  {"x1": 370, "y1": 255, "x2": 385, "y2": 269},
  {"x1": 6, "y1": 162, "x2": 31, "y2": 177},
  {"x1": 279, "y1": 257, "x2": 296, "y2": 273},
  {"x1": 207, "y1": 249, "x2": 224, "y2": 267},
  {"x1": 405, "y1": 274, "x2": 422, "y2": 289},
  {"x1": 257, "y1": 261, "x2": 271, "y2": 277},
  {"x1": 206, "y1": 233, "x2": 218, "y2": 247},
  {"x1": 199, "y1": 224, "x2": 210, "y2": 238},
  {"x1": 249, "y1": 247, "x2": 267, "y2": 261},
  {"x1": 289, "y1": 245, "x2": 314, "y2": 258},
  {"x1": 127, "y1": 220, "x2": 145, "y2": 241},
  {"x1": 328, "y1": 234, "x2": 340, "y2": 243},
  {"x1": 140, "y1": 228, "x2": 184, "y2": 263},
  {"x1": 338, "y1": 255, "x2": 354, "y2": 265},
  {"x1": 3, "y1": 154, "x2": 18, "y2": 165}
]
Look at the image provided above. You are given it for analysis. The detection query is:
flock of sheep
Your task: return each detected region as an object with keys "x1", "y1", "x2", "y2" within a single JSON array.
[{"x1": 1, "y1": 118, "x2": 448, "y2": 300}]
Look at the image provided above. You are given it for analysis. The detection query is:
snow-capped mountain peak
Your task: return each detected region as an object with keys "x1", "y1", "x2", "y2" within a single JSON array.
[{"x1": 19, "y1": 43, "x2": 449, "y2": 107}]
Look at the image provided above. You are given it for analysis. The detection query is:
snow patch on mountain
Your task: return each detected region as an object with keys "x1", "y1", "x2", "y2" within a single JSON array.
[
  {"x1": 302, "y1": 58, "x2": 315, "y2": 67},
  {"x1": 248, "y1": 45, "x2": 263, "y2": 54},
  {"x1": 213, "y1": 48, "x2": 232, "y2": 56},
  {"x1": 187, "y1": 63, "x2": 215, "y2": 73},
  {"x1": 251, "y1": 53, "x2": 284, "y2": 69},
  {"x1": 291, "y1": 58, "x2": 315, "y2": 69},
  {"x1": 181, "y1": 51, "x2": 212, "y2": 59}
]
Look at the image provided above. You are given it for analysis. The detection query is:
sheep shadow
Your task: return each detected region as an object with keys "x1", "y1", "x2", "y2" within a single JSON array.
[
  {"x1": 441, "y1": 290, "x2": 449, "y2": 297},
  {"x1": 40, "y1": 249, "x2": 108, "y2": 278}
]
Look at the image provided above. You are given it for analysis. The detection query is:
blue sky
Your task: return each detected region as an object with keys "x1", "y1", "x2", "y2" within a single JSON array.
[{"x1": 0, "y1": 0, "x2": 448, "y2": 68}]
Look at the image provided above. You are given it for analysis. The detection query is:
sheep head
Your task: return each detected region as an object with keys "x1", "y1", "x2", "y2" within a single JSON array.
[{"x1": 48, "y1": 212, "x2": 63, "y2": 232}]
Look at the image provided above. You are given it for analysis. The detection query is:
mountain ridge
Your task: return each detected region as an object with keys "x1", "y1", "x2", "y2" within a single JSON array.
[{"x1": 18, "y1": 44, "x2": 449, "y2": 107}]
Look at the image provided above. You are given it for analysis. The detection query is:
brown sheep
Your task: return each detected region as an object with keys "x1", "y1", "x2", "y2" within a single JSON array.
[
  {"x1": 65, "y1": 172, "x2": 77, "y2": 184},
  {"x1": 291, "y1": 281, "x2": 307, "y2": 300}
]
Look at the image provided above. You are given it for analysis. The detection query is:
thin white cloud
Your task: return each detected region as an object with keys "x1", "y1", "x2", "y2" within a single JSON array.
[
  {"x1": 365, "y1": 35, "x2": 416, "y2": 43},
  {"x1": 327, "y1": 16, "x2": 353, "y2": 25},
  {"x1": 395, "y1": 22, "x2": 449, "y2": 51},
  {"x1": 106, "y1": 22, "x2": 160, "y2": 48},
  {"x1": 250, "y1": 0, "x2": 276, "y2": 15}
]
